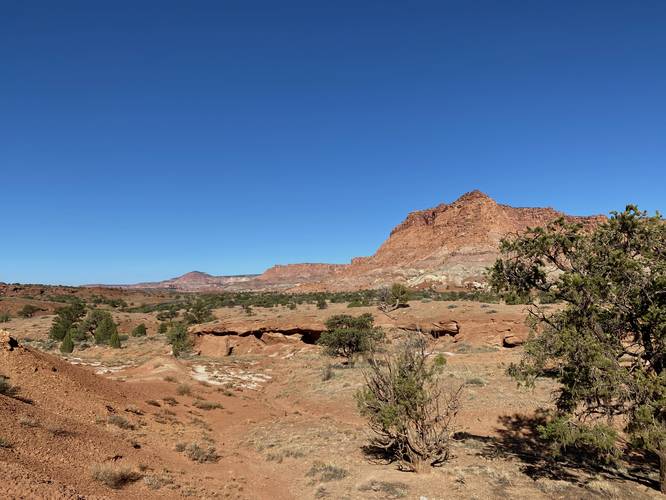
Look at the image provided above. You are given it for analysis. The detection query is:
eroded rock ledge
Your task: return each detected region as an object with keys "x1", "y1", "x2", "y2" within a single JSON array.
[
  {"x1": 189, "y1": 317, "x2": 463, "y2": 345},
  {"x1": 189, "y1": 320, "x2": 327, "y2": 344}
]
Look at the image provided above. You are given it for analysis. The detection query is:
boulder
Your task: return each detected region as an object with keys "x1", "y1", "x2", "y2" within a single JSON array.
[
  {"x1": 261, "y1": 332, "x2": 303, "y2": 344},
  {"x1": 401, "y1": 320, "x2": 460, "y2": 338},
  {"x1": 502, "y1": 333, "x2": 526, "y2": 347},
  {"x1": 0, "y1": 330, "x2": 19, "y2": 351}
]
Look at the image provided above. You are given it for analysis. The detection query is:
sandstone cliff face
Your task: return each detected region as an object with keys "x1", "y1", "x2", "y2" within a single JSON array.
[
  {"x1": 115, "y1": 190, "x2": 604, "y2": 291},
  {"x1": 254, "y1": 264, "x2": 346, "y2": 284},
  {"x1": 321, "y1": 190, "x2": 603, "y2": 289},
  {"x1": 114, "y1": 271, "x2": 258, "y2": 291}
]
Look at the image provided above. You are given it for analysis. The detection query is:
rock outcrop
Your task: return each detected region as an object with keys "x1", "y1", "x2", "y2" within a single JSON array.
[
  {"x1": 112, "y1": 190, "x2": 604, "y2": 292},
  {"x1": 0, "y1": 330, "x2": 19, "y2": 351}
]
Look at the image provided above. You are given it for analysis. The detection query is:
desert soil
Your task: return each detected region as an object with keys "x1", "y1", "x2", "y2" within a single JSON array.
[{"x1": 1, "y1": 299, "x2": 662, "y2": 499}]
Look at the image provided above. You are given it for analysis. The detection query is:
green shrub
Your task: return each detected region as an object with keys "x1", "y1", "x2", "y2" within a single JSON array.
[
  {"x1": 184, "y1": 300, "x2": 214, "y2": 324},
  {"x1": 0, "y1": 312, "x2": 10, "y2": 323},
  {"x1": 156, "y1": 305, "x2": 179, "y2": 321},
  {"x1": 95, "y1": 315, "x2": 118, "y2": 345},
  {"x1": 49, "y1": 302, "x2": 85, "y2": 340},
  {"x1": 131, "y1": 323, "x2": 147, "y2": 337},
  {"x1": 317, "y1": 313, "x2": 383, "y2": 364},
  {"x1": 167, "y1": 323, "x2": 192, "y2": 358},
  {"x1": 60, "y1": 331, "x2": 74, "y2": 353},
  {"x1": 158, "y1": 322, "x2": 168, "y2": 334},
  {"x1": 491, "y1": 206, "x2": 666, "y2": 491},
  {"x1": 433, "y1": 354, "x2": 447, "y2": 367},
  {"x1": 356, "y1": 339, "x2": 462, "y2": 471},
  {"x1": 109, "y1": 331, "x2": 121, "y2": 349},
  {"x1": 378, "y1": 283, "x2": 410, "y2": 312},
  {"x1": 503, "y1": 291, "x2": 529, "y2": 305},
  {"x1": 18, "y1": 304, "x2": 40, "y2": 318}
]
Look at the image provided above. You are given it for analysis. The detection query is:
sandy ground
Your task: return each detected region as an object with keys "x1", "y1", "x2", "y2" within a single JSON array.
[{"x1": 1, "y1": 299, "x2": 662, "y2": 499}]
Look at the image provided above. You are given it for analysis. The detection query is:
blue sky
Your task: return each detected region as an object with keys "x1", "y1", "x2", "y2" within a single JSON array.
[{"x1": 2, "y1": 1, "x2": 665, "y2": 285}]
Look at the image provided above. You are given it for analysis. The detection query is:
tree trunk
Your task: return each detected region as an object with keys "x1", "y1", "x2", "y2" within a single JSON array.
[{"x1": 657, "y1": 441, "x2": 666, "y2": 494}]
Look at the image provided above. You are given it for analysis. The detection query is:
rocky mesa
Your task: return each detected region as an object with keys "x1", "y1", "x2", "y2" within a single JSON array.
[{"x1": 112, "y1": 190, "x2": 604, "y2": 292}]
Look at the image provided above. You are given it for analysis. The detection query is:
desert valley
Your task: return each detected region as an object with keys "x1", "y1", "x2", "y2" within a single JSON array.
[{"x1": 1, "y1": 192, "x2": 663, "y2": 499}]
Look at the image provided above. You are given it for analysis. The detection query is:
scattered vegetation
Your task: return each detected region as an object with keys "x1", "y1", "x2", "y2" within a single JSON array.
[
  {"x1": 491, "y1": 206, "x2": 666, "y2": 492},
  {"x1": 50, "y1": 304, "x2": 122, "y2": 350},
  {"x1": 90, "y1": 296, "x2": 127, "y2": 308},
  {"x1": 116, "y1": 286, "x2": 537, "y2": 323},
  {"x1": 317, "y1": 313, "x2": 384, "y2": 365},
  {"x1": 0, "y1": 312, "x2": 10, "y2": 322},
  {"x1": 357, "y1": 338, "x2": 463, "y2": 471}
]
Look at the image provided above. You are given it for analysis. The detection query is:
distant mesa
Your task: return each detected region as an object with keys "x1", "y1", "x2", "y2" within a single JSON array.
[{"x1": 107, "y1": 190, "x2": 604, "y2": 292}]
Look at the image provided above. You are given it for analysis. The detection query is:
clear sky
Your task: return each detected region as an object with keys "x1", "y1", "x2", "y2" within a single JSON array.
[{"x1": 2, "y1": 1, "x2": 665, "y2": 285}]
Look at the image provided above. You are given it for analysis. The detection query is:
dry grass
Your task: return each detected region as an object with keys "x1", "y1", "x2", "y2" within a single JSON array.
[
  {"x1": 125, "y1": 404, "x2": 144, "y2": 415},
  {"x1": 107, "y1": 414, "x2": 135, "y2": 430},
  {"x1": 19, "y1": 416, "x2": 40, "y2": 428},
  {"x1": 358, "y1": 480, "x2": 409, "y2": 498},
  {"x1": 47, "y1": 425, "x2": 75, "y2": 437},
  {"x1": 321, "y1": 364, "x2": 334, "y2": 381},
  {"x1": 0, "y1": 376, "x2": 18, "y2": 397},
  {"x1": 306, "y1": 462, "x2": 348, "y2": 482},
  {"x1": 181, "y1": 442, "x2": 220, "y2": 463},
  {"x1": 90, "y1": 463, "x2": 141, "y2": 489},
  {"x1": 176, "y1": 384, "x2": 191, "y2": 396},
  {"x1": 143, "y1": 474, "x2": 175, "y2": 490},
  {"x1": 192, "y1": 400, "x2": 223, "y2": 411}
]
